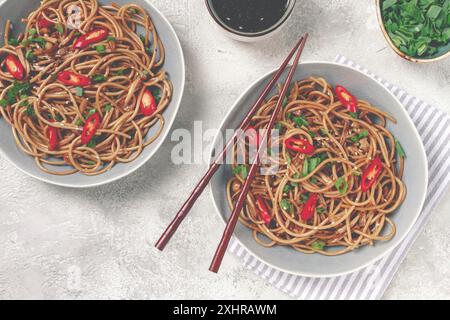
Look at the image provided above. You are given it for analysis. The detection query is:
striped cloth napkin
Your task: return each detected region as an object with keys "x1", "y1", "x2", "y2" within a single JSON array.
[{"x1": 229, "y1": 55, "x2": 450, "y2": 300}]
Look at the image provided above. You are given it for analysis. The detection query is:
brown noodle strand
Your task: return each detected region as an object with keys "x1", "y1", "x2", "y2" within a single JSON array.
[
  {"x1": 227, "y1": 77, "x2": 406, "y2": 256},
  {"x1": 0, "y1": 0, "x2": 172, "y2": 176}
]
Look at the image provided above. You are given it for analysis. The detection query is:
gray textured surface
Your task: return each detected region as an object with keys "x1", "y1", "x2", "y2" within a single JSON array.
[{"x1": 0, "y1": 0, "x2": 449, "y2": 300}]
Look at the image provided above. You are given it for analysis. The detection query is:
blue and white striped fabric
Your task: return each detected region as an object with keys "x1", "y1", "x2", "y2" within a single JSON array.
[{"x1": 229, "y1": 55, "x2": 450, "y2": 300}]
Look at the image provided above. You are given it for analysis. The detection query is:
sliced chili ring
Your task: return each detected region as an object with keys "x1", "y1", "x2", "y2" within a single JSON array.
[
  {"x1": 57, "y1": 71, "x2": 91, "y2": 87},
  {"x1": 361, "y1": 157, "x2": 383, "y2": 192},
  {"x1": 140, "y1": 88, "x2": 158, "y2": 116},
  {"x1": 47, "y1": 126, "x2": 59, "y2": 151},
  {"x1": 4, "y1": 54, "x2": 25, "y2": 80},
  {"x1": 285, "y1": 136, "x2": 315, "y2": 155},
  {"x1": 256, "y1": 195, "x2": 272, "y2": 225},
  {"x1": 38, "y1": 17, "x2": 54, "y2": 29},
  {"x1": 336, "y1": 85, "x2": 358, "y2": 113},
  {"x1": 300, "y1": 193, "x2": 318, "y2": 221},
  {"x1": 73, "y1": 28, "x2": 109, "y2": 49},
  {"x1": 81, "y1": 112, "x2": 101, "y2": 145}
]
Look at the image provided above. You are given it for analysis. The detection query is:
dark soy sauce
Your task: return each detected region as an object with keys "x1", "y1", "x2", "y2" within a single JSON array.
[{"x1": 210, "y1": 0, "x2": 290, "y2": 34}]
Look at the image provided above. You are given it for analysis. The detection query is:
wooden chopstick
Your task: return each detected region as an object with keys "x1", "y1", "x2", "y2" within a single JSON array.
[
  {"x1": 155, "y1": 34, "x2": 308, "y2": 251},
  {"x1": 209, "y1": 34, "x2": 309, "y2": 273}
]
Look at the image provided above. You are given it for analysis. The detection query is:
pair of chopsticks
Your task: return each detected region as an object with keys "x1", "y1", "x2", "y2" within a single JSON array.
[{"x1": 156, "y1": 33, "x2": 309, "y2": 273}]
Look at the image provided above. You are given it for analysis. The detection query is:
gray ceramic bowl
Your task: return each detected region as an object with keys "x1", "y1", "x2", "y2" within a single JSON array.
[
  {"x1": 210, "y1": 62, "x2": 428, "y2": 277},
  {"x1": 0, "y1": 0, "x2": 185, "y2": 188}
]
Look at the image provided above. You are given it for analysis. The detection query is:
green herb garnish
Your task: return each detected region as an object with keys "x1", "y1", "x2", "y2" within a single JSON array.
[
  {"x1": 92, "y1": 75, "x2": 106, "y2": 83},
  {"x1": 3, "y1": 81, "x2": 32, "y2": 106},
  {"x1": 75, "y1": 87, "x2": 84, "y2": 97},
  {"x1": 350, "y1": 129, "x2": 369, "y2": 143},
  {"x1": 87, "y1": 139, "x2": 97, "y2": 149},
  {"x1": 280, "y1": 199, "x2": 292, "y2": 211},
  {"x1": 104, "y1": 104, "x2": 113, "y2": 112},
  {"x1": 113, "y1": 69, "x2": 125, "y2": 76},
  {"x1": 30, "y1": 37, "x2": 46, "y2": 48},
  {"x1": 55, "y1": 23, "x2": 64, "y2": 35},
  {"x1": 87, "y1": 108, "x2": 97, "y2": 117},
  {"x1": 25, "y1": 104, "x2": 35, "y2": 117},
  {"x1": 381, "y1": 0, "x2": 450, "y2": 58},
  {"x1": 274, "y1": 122, "x2": 283, "y2": 130},
  {"x1": 150, "y1": 87, "x2": 162, "y2": 103},
  {"x1": 95, "y1": 45, "x2": 106, "y2": 54},
  {"x1": 299, "y1": 193, "x2": 310, "y2": 203},
  {"x1": 311, "y1": 240, "x2": 326, "y2": 250},
  {"x1": 25, "y1": 50, "x2": 35, "y2": 61},
  {"x1": 395, "y1": 139, "x2": 406, "y2": 158},
  {"x1": 302, "y1": 158, "x2": 309, "y2": 177},
  {"x1": 292, "y1": 115, "x2": 309, "y2": 128},
  {"x1": 335, "y1": 177, "x2": 348, "y2": 195},
  {"x1": 232, "y1": 165, "x2": 248, "y2": 179},
  {"x1": 349, "y1": 111, "x2": 360, "y2": 119},
  {"x1": 107, "y1": 36, "x2": 116, "y2": 42}
]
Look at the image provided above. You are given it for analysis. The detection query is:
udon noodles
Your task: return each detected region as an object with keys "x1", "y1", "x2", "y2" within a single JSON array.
[
  {"x1": 0, "y1": 0, "x2": 172, "y2": 175},
  {"x1": 227, "y1": 77, "x2": 407, "y2": 255}
]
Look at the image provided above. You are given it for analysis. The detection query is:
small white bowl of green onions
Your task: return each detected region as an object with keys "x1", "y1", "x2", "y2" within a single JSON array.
[{"x1": 376, "y1": 0, "x2": 450, "y2": 62}]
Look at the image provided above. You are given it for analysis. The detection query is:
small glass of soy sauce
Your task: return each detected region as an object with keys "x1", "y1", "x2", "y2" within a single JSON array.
[{"x1": 205, "y1": 0, "x2": 296, "y2": 42}]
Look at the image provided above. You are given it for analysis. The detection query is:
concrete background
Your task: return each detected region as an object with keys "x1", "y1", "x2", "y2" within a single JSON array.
[{"x1": 0, "y1": 0, "x2": 449, "y2": 299}]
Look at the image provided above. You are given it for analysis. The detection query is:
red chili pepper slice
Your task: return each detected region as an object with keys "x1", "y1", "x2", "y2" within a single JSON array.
[
  {"x1": 300, "y1": 193, "x2": 318, "y2": 221},
  {"x1": 4, "y1": 54, "x2": 25, "y2": 80},
  {"x1": 38, "y1": 17, "x2": 54, "y2": 29},
  {"x1": 256, "y1": 195, "x2": 272, "y2": 225},
  {"x1": 140, "y1": 89, "x2": 157, "y2": 116},
  {"x1": 46, "y1": 119, "x2": 60, "y2": 151},
  {"x1": 57, "y1": 71, "x2": 91, "y2": 87},
  {"x1": 47, "y1": 126, "x2": 59, "y2": 151},
  {"x1": 73, "y1": 28, "x2": 109, "y2": 49},
  {"x1": 336, "y1": 85, "x2": 358, "y2": 113},
  {"x1": 285, "y1": 137, "x2": 315, "y2": 155},
  {"x1": 81, "y1": 112, "x2": 101, "y2": 145},
  {"x1": 361, "y1": 157, "x2": 383, "y2": 192},
  {"x1": 246, "y1": 125, "x2": 259, "y2": 147}
]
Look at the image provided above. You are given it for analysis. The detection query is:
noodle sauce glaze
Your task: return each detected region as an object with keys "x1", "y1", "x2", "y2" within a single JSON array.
[{"x1": 209, "y1": 0, "x2": 290, "y2": 34}]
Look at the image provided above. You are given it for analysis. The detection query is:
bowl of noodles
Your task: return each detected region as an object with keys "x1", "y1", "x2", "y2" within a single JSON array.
[
  {"x1": 0, "y1": 0, "x2": 185, "y2": 187},
  {"x1": 209, "y1": 62, "x2": 428, "y2": 277}
]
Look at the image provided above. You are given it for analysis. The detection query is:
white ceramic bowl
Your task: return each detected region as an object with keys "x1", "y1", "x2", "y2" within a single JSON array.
[
  {"x1": 0, "y1": 0, "x2": 185, "y2": 188},
  {"x1": 210, "y1": 61, "x2": 428, "y2": 277}
]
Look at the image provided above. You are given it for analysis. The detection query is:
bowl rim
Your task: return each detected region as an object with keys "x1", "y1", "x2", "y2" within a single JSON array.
[
  {"x1": 209, "y1": 60, "x2": 429, "y2": 278},
  {"x1": 375, "y1": 0, "x2": 450, "y2": 63},
  {"x1": 0, "y1": 0, "x2": 186, "y2": 189},
  {"x1": 204, "y1": 0, "x2": 297, "y2": 38}
]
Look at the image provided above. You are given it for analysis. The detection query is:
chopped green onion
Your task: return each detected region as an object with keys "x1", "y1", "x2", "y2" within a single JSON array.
[
  {"x1": 335, "y1": 177, "x2": 348, "y2": 195},
  {"x1": 311, "y1": 240, "x2": 326, "y2": 250},
  {"x1": 55, "y1": 23, "x2": 64, "y2": 35},
  {"x1": 232, "y1": 165, "x2": 248, "y2": 179},
  {"x1": 292, "y1": 115, "x2": 309, "y2": 128},
  {"x1": 25, "y1": 50, "x2": 35, "y2": 61},
  {"x1": 104, "y1": 104, "x2": 113, "y2": 112},
  {"x1": 280, "y1": 199, "x2": 292, "y2": 211},
  {"x1": 92, "y1": 75, "x2": 106, "y2": 83},
  {"x1": 8, "y1": 38, "x2": 20, "y2": 46},
  {"x1": 349, "y1": 111, "x2": 360, "y2": 119},
  {"x1": 75, "y1": 87, "x2": 84, "y2": 97},
  {"x1": 395, "y1": 139, "x2": 406, "y2": 158},
  {"x1": 350, "y1": 129, "x2": 369, "y2": 143},
  {"x1": 95, "y1": 45, "x2": 106, "y2": 54}
]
